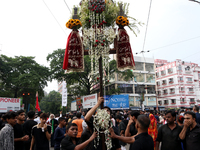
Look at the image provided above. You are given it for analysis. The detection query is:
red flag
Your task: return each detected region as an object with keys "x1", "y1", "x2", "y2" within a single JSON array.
[{"x1": 35, "y1": 91, "x2": 41, "y2": 111}]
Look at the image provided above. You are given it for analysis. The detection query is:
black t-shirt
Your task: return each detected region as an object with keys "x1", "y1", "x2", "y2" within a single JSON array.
[
  {"x1": 183, "y1": 124, "x2": 200, "y2": 150},
  {"x1": 61, "y1": 135, "x2": 80, "y2": 150},
  {"x1": 156, "y1": 124, "x2": 182, "y2": 150},
  {"x1": 14, "y1": 123, "x2": 24, "y2": 150},
  {"x1": 32, "y1": 124, "x2": 51, "y2": 150},
  {"x1": 118, "y1": 121, "x2": 126, "y2": 146},
  {"x1": 23, "y1": 120, "x2": 37, "y2": 141},
  {"x1": 129, "y1": 123, "x2": 138, "y2": 150},
  {"x1": 130, "y1": 132, "x2": 154, "y2": 150}
]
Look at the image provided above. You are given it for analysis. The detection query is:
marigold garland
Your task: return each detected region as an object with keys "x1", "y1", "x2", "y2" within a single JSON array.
[
  {"x1": 116, "y1": 16, "x2": 129, "y2": 26},
  {"x1": 66, "y1": 19, "x2": 82, "y2": 29}
]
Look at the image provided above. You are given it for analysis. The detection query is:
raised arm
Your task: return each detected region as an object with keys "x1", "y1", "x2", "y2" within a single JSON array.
[
  {"x1": 125, "y1": 119, "x2": 133, "y2": 137},
  {"x1": 74, "y1": 132, "x2": 97, "y2": 150},
  {"x1": 84, "y1": 97, "x2": 104, "y2": 122},
  {"x1": 109, "y1": 128, "x2": 135, "y2": 144}
]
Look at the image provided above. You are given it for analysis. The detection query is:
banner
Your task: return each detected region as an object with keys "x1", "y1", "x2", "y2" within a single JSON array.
[
  {"x1": 117, "y1": 28, "x2": 135, "y2": 71},
  {"x1": 76, "y1": 97, "x2": 82, "y2": 106},
  {"x1": 104, "y1": 95, "x2": 129, "y2": 110},
  {"x1": 0, "y1": 97, "x2": 21, "y2": 113},
  {"x1": 63, "y1": 30, "x2": 84, "y2": 72},
  {"x1": 62, "y1": 81, "x2": 68, "y2": 107},
  {"x1": 83, "y1": 93, "x2": 97, "y2": 109}
]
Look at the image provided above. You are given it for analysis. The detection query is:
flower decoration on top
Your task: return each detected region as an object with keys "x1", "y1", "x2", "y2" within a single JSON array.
[
  {"x1": 116, "y1": 16, "x2": 129, "y2": 27},
  {"x1": 88, "y1": 0, "x2": 106, "y2": 13},
  {"x1": 66, "y1": 19, "x2": 82, "y2": 29}
]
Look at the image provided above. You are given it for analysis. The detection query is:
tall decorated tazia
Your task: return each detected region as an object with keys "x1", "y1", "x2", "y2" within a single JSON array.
[
  {"x1": 116, "y1": 3, "x2": 136, "y2": 71},
  {"x1": 63, "y1": 7, "x2": 84, "y2": 72}
]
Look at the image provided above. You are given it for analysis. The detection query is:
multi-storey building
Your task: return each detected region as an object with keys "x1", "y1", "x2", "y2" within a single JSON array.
[
  {"x1": 155, "y1": 59, "x2": 200, "y2": 108},
  {"x1": 103, "y1": 55, "x2": 157, "y2": 107}
]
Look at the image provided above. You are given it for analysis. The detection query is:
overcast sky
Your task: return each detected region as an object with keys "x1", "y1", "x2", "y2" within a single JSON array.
[{"x1": 0, "y1": 0, "x2": 200, "y2": 93}]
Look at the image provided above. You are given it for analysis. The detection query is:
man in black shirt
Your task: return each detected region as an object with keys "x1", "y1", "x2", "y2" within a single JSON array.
[
  {"x1": 84, "y1": 97, "x2": 121, "y2": 150},
  {"x1": 116, "y1": 115, "x2": 126, "y2": 150},
  {"x1": 109, "y1": 115, "x2": 154, "y2": 150},
  {"x1": 23, "y1": 110, "x2": 37, "y2": 150},
  {"x1": 61, "y1": 123, "x2": 97, "y2": 150},
  {"x1": 156, "y1": 110, "x2": 182, "y2": 150},
  {"x1": 30, "y1": 113, "x2": 51, "y2": 150},
  {"x1": 14, "y1": 110, "x2": 29, "y2": 150},
  {"x1": 179, "y1": 111, "x2": 200, "y2": 150}
]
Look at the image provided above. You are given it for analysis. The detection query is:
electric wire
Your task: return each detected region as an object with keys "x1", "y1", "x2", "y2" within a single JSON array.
[
  {"x1": 63, "y1": 0, "x2": 72, "y2": 14},
  {"x1": 42, "y1": 0, "x2": 67, "y2": 37}
]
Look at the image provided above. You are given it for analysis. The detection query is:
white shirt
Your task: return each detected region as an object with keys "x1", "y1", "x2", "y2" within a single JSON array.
[{"x1": 34, "y1": 117, "x2": 41, "y2": 124}]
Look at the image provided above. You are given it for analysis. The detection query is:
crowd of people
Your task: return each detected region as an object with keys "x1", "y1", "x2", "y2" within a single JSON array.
[{"x1": 0, "y1": 97, "x2": 200, "y2": 150}]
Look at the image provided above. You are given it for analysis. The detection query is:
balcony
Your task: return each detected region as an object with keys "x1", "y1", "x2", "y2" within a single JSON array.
[
  {"x1": 169, "y1": 81, "x2": 174, "y2": 84},
  {"x1": 179, "y1": 91, "x2": 185, "y2": 93},
  {"x1": 162, "y1": 83, "x2": 167, "y2": 85},
  {"x1": 178, "y1": 80, "x2": 184, "y2": 83},
  {"x1": 169, "y1": 92, "x2": 175, "y2": 94},
  {"x1": 180, "y1": 102, "x2": 187, "y2": 104},
  {"x1": 171, "y1": 103, "x2": 176, "y2": 104},
  {"x1": 164, "y1": 103, "x2": 169, "y2": 105},
  {"x1": 163, "y1": 93, "x2": 168, "y2": 95},
  {"x1": 161, "y1": 73, "x2": 166, "y2": 76},
  {"x1": 188, "y1": 91, "x2": 194, "y2": 94},
  {"x1": 189, "y1": 102, "x2": 195, "y2": 104},
  {"x1": 186, "y1": 81, "x2": 193, "y2": 83},
  {"x1": 168, "y1": 71, "x2": 173, "y2": 74}
]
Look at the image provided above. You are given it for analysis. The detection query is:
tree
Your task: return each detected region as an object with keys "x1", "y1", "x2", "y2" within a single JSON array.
[
  {"x1": 0, "y1": 55, "x2": 51, "y2": 107},
  {"x1": 47, "y1": 49, "x2": 134, "y2": 97},
  {"x1": 40, "y1": 91, "x2": 62, "y2": 114}
]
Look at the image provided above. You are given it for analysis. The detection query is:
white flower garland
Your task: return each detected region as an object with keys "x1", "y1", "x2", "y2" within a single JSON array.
[{"x1": 93, "y1": 109, "x2": 112, "y2": 150}]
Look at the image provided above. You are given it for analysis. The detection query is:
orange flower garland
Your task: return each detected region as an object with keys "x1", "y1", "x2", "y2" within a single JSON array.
[
  {"x1": 116, "y1": 16, "x2": 129, "y2": 27},
  {"x1": 66, "y1": 19, "x2": 82, "y2": 29}
]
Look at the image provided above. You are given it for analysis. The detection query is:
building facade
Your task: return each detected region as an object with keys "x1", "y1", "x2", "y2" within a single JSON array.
[
  {"x1": 156, "y1": 59, "x2": 200, "y2": 108},
  {"x1": 104, "y1": 55, "x2": 156, "y2": 107}
]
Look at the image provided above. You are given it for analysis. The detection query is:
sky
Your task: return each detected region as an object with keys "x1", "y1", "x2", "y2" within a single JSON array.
[{"x1": 0, "y1": 0, "x2": 200, "y2": 93}]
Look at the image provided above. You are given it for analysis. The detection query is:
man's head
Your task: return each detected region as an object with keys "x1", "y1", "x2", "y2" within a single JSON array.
[
  {"x1": 165, "y1": 110, "x2": 176, "y2": 124},
  {"x1": 193, "y1": 105, "x2": 199, "y2": 113},
  {"x1": 66, "y1": 123, "x2": 78, "y2": 138},
  {"x1": 116, "y1": 115, "x2": 122, "y2": 123},
  {"x1": 135, "y1": 115, "x2": 150, "y2": 131},
  {"x1": 104, "y1": 106, "x2": 111, "y2": 115},
  {"x1": 58, "y1": 117, "x2": 66, "y2": 127},
  {"x1": 76, "y1": 112, "x2": 82, "y2": 119},
  {"x1": 40, "y1": 113, "x2": 48, "y2": 124},
  {"x1": 5, "y1": 111, "x2": 17, "y2": 126},
  {"x1": 184, "y1": 111, "x2": 196, "y2": 127},
  {"x1": 16, "y1": 110, "x2": 25, "y2": 121},
  {"x1": 27, "y1": 110, "x2": 35, "y2": 119},
  {"x1": 50, "y1": 114, "x2": 55, "y2": 120},
  {"x1": 38, "y1": 111, "x2": 43, "y2": 117},
  {"x1": 129, "y1": 111, "x2": 140, "y2": 122}
]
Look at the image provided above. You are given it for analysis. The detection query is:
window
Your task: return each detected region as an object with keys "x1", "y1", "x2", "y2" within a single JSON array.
[
  {"x1": 169, "y1": 78, "x2": 174, "y2": 83},
  {"x1": 171, "y1": 99, "x2": 176, "y2": 104},
  {"x1": 170, "y1": 88, "x2": 175, "y2": 93},
  {"x1": 146, "y1": 74, "x2": 155, "y2": 83},
  {"x1": 190, "y1": 98, "x2": 195, "y2": 102},
  {"x1": 168, "y1": 68, "x2": 173, "y2": 73},
  {"x1": 180, "y1": 77, "x2": 183, "y2": 81},
  {"x1": 145, "y1": 63, "x2": 154, "y2": 72},
  {"x1": 164, "y1": 100, "x2": 168, "y2": 105},
  {"x1": 189, "y1": 88, "x2": 193, "y2": 92},
  {"x1": 187, "y1": 78, "x2": 192, "y2": 81},
  {"x1": 163, "y1": 89, "x2": 168, "y2": 94},
  {"x1": 181, "y1": 98, "x2": 185, "y2": 102},
  {"x1": 178, "y1": 65, "x2": 182, "y2": 71},
  {"x1": 161, "y1": 70, "x2": 166, "y2": 75},
  {"x1": 118, "y1": 84, "x2": 133, "y2": 93},
  {"x1": 135, "y1": 62, "x2": 144, "y2": 71},
  {"x1": 156, "y1": 82, "x2": 160, "y2": 86},
  {"x1": 185, "y1": 66, "x2": 190, "y2": 71},
  {"x1": 133, "y1": 73, "x2": 145, "y2": 82},
  {"x1": 158, "y1": 91, "x2": 161, "y2": 95},
  {"x1": 162, "y1": 80, "x2": 167, "y2": 85},
  {"x1": 156, "y1": 72, "x2": 159, "y2": 77},
  {"x1": 147, "y1": 85, "x2": 155, "y2": 94},
  {"x1": 158, "y1": 101, "x2": 162, "y2": 105}
]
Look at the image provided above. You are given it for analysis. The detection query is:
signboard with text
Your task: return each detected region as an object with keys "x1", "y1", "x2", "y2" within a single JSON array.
[
  {"x1": 0, "y1": 97, "x2": 21, "y2": 113},
  {"x1": 104, "y1": 95, "x2": 129, "y2": 110},
  {"x1": 83, "y1": 93, "x2": 97, "y2": 109}
]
